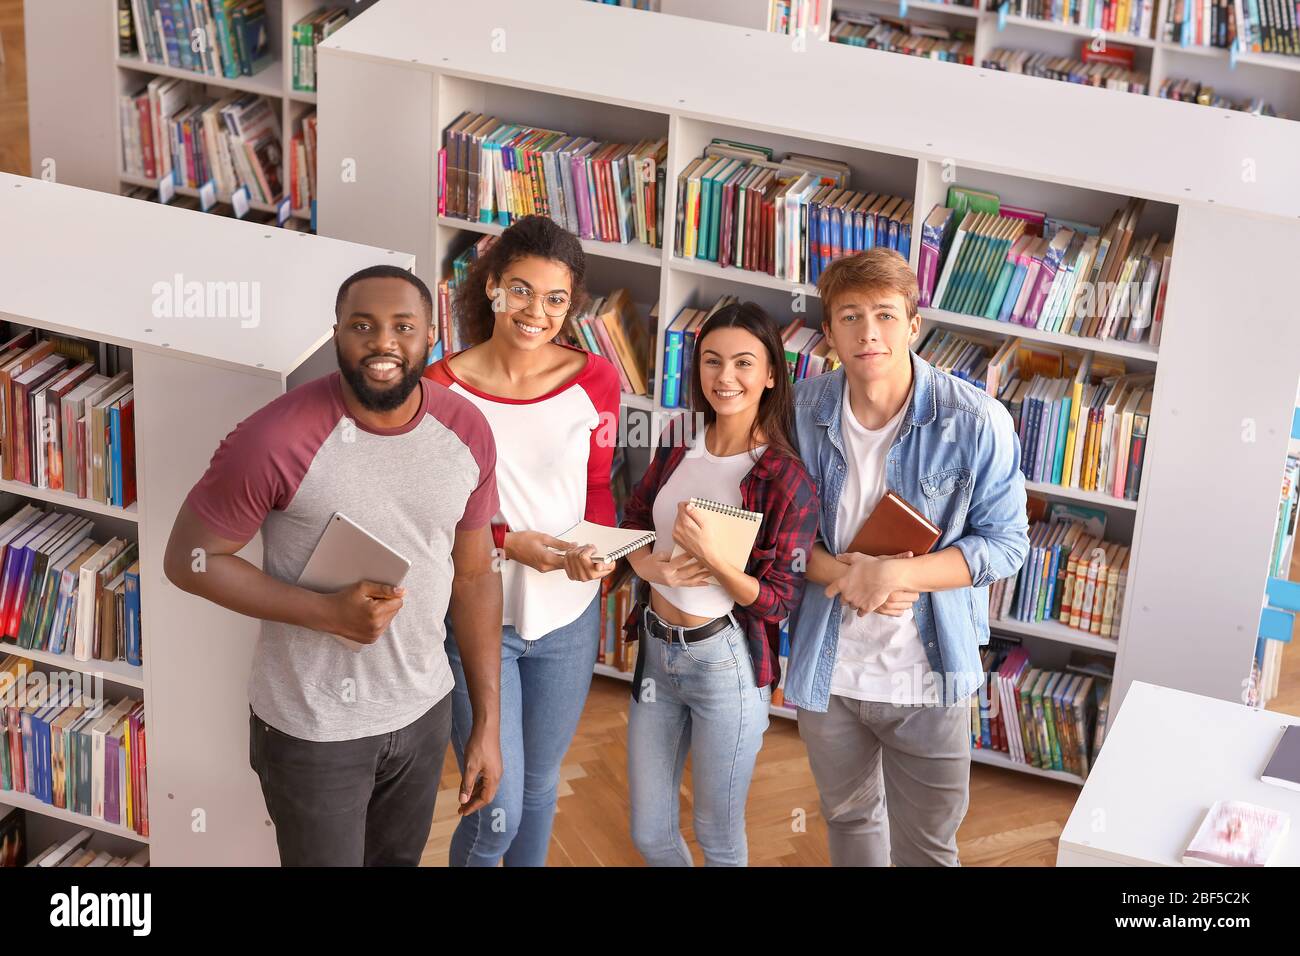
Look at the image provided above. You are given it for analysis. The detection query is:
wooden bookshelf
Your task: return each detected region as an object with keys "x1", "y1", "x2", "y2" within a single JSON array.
[
  {"x1": 317, "y1": 0, "x2": 1300, "y2": 745},
  {"x1": 1, "y1": 171, "x2": 410, "y2": 865}
]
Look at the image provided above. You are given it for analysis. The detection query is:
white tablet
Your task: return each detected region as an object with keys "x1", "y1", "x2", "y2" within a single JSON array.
[{"x1": 297, "y1": 512, "x2": 412, "y2": 651}]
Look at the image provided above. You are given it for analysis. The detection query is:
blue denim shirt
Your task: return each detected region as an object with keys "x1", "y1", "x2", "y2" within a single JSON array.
[{"x1": 786, "y1": 350, "x2": 1030, "y2": 710}]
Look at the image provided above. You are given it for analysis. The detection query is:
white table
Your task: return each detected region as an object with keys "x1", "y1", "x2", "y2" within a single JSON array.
[{"x1": 1057, "y1": 681, "x2": 1300, "y2": 866}]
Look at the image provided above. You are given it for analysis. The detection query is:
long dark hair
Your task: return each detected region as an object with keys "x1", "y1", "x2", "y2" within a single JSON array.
[
  {"x1": 453, "y1": 215, "x2": 589, "y2": 347},
  {"x1": 688, "y1": 302, "x2": 797, "y2": 461}
]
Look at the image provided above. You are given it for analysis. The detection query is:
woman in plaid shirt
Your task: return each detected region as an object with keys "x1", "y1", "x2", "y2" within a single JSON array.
[{"x1": 619, "y1": 302, "x2": 820, "y2": 866}]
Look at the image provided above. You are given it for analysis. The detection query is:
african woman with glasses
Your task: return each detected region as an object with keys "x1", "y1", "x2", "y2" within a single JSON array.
[{"x1": 424, "y1": 215, "x2": 621, "y2": 866}]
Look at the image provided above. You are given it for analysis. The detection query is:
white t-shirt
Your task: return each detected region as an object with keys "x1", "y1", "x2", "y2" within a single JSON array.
[
  {"x1": 831, "y1": 386, "x2": 932, "y2": 704},
  {"x1": 650, "y1": 434, "x2": 764, "y2": 619}
]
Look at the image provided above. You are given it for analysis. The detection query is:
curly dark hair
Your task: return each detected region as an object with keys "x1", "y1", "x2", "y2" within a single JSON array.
[{"x1": 453, "y1": 215, "x2": 589, "y2": 347}]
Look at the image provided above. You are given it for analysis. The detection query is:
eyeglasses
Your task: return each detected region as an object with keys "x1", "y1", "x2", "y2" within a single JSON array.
[{"x1": 496, "y1": 285, "x2": 571, "y2": 318}]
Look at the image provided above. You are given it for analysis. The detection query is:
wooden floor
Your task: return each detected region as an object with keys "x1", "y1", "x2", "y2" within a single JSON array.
[{"x1": 3, "y1": 0, "x2": 1298, "y2": 866}]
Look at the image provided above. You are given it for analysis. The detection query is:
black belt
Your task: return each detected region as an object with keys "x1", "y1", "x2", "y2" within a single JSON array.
[{"x1": 641, "y1": 606, "x2": 734, "y2": 644}]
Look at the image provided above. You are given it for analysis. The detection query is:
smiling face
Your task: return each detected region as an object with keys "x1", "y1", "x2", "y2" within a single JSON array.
[
  {"x1": 485, "y1": 255, "x2": 574, "y2": 351},
  {"x1": 821, "y1": 286, "x2": 920, "y2": 388},
  {"x1": 334, "y1": 276, "x2": 433, "y2": 412},
  {"x1": 697, "y1": 326, "x2": 775, "y2": 422}
]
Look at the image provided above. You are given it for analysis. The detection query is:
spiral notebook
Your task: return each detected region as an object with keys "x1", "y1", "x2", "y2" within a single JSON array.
[
  {"x1": 671, "y1": 497, "x2": 764, "y2": 575},
  {"x1": 551, "y1": 521, "x2": 655, "y2": 564}
]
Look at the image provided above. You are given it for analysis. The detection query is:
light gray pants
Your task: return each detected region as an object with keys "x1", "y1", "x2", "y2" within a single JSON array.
[{"x1": 797, "y1": 695, "x2": 971, "y2": 867}]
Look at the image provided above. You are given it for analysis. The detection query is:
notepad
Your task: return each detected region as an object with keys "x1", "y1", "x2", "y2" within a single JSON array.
[
  {"x1": 1262, "y1": 725, "x2": 1300, "y2": 792},
  {"x1": 846, "y1": 490, "x2": 941, "y2": 558},
  {"x1": 671, "y1": 498, "x2": 763, "y2": 576},
  {"x1": 550, "y1": 521, "x2": 655, "y2": 564}
]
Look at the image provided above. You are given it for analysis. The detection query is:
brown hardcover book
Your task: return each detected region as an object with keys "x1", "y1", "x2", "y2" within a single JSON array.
[
  {"x1": 0, "y1": 342, "x2": 56, "y2": 481},
  {"x1": 846, "y1": 491, "x2": 942, "y2": 558}
]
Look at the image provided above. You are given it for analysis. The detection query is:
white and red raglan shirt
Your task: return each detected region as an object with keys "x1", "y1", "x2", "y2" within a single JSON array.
[
  {"x1": 425, "y1": 346, "x2": 620, "y2": 640},
  {"x1": 184, "y1": 371, "x2": 498, "y2": 742}
]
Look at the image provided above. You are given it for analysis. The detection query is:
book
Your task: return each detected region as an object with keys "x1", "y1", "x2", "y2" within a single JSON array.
[
  {"x1": 1183, "y1": 800, "x2": 1290, "y2": 866},
  {"x1": 846, "y1": 491, "x2": 941, "y2": 558}
]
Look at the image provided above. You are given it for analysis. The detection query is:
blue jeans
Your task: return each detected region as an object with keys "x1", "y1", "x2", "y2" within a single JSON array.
[
  {"x1": 444, "y1": 596, "x2": 599, "y2": 867},
  {"x1": 627, "y1": 614, "x2": 771, "y2": 866}
]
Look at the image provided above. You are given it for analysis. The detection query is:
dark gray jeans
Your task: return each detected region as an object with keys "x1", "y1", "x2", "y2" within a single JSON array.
[{"x1": 248, "y1": 695, "x2": 452, "y2": 866}]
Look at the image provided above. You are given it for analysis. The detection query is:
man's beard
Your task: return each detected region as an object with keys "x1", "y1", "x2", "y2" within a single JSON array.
[{"x1": 336, "y1": 341, "x2": 429, "y2": 413}]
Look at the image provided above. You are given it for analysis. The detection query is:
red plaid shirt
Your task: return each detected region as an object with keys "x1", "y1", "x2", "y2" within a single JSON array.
[{"x1": 620, "y1": 416, "x2": 821, "y2": 689}]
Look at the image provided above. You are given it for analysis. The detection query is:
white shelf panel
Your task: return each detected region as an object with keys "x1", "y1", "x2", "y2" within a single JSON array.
[
  {"x1": 921, "y1": 307, "x2": 1160, "y2": 363},
  {"x1": 990, "y1": 615, "x2": 1120, "y2": 652},
  {"x1": 1023, "y1": 479, "x2": 1139, "y2": 511},
  {"x1": 970, "y1": 744, "x2": 1085, "y2": 784},
  {"x1": 669, "y1": 255, "x2": 819, "y2": 297},
  {"x1": 116, "y1": 54, "x2": 283, "y2": 98},
  {"x1": 1, "y1": 173, "x2": 412, "y2": 378},
  {"x1": 119, "y1": 172, "x2": 290, "y2": 217},
  {"x1": 592, "y1": 663, "x2": 798, "y2": 719},
  {"x1": 0, "y1": 477, "x2": 140, "y2": 523},
  {"x1": 619, "y1": 393, "x2": 656, "y2": 412},
  {"x1": 436, "y1": 215, "x2": 663, "y2": 268},
  {"x1": 1161, "y1": 41, "x2": 1300, "y2": 75},
  {"x1": 289, "y1": 90, "x2": 319, "y2": 104},
  {"x1": 0, "y1": 788, "x2": 150, "y2": 844},
  {"x1": 0, "y1": 641, "x2": 145, "y2": 689},
  {"x1": 997, "y1": 14, "x2": 1159, "y2": 49}
]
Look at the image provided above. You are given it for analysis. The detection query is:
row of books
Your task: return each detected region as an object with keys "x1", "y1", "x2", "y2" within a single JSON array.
[
  {"x1": 291, "y1": 6, "x2": 350, "y2": 92},
  {"x1": 288, "y1": 112, "x2": 319, "y2": 211},
  {"x1": 598, "y1": 565, "x2": 640, "y2": 673},
  {"x1": 0, "y1": 330, "x2": 137, "y2": 508},
  {"x1": 434, "y1": 234, "x2": 497, "y2": 361},
  {"x1": 1157, "y1": 77, "x2": 1278, "y2": 115},
  {"x1": 0, "y1": 664, "x2": 148, "y2": 837},
  {"x1": 781, "y1": 317, "x2": 842, "y2": 384},
  {"x1": 1162, "y1": 0, "x2": 1300, "y2": 54},
  {"x1": 920, "y1": 189, "x2": 1171, "y2": 347},
  {"x1": 122, "y1": 0, "x2": 272, "y2": 78},
  {"x1": 990, "y1": 500, "x2": 1130, "y2": 638},
  {"x1": 439, "y1": 111, "x2": 668, "y2": 249},
  {"x1": 771, "y1": 621, "x2": 795, "y2": 711},
  {"x1": 0, "y1": 506, "x2": 142, "y2": 666},
  {"x1": 119, "y1": 79, "x2": 283, "y2": 205},
  {"x1": 829, "y1": 10, "x2": 975, "y2": 64},
  {"x1": 1000, "y1": 0, "x2": 1156, "y2": 38},
  {"x1": 768, "y1": 0, "x2": 831, "y2": 35},
  {"x1": 982, "y1": 46, "x2": 1150, "y2": 93},
  {"x1": 568, "y1": 292, "x2": 656, "y2": 398},
  {"x1": 973, "y1": 639, "x2": 1113, "y2": 778},
  {"x1": 1253, "y1": 452, "x2": 1300, "y2": 706},
  {"x1": 1, "y1": 810, "x2": 149, "y2": 867},
  {"x1": 674, "y1": 139, "x2": 912, "y2": 284}
]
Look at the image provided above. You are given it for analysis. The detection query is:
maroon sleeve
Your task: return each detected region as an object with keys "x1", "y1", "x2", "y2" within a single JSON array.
[
  {"x1": 183, "y1": 379, "x2": 335, "y2": 541},
  {"x1": 579, "y1": 356, "x2": 621, "y2": 526},
  {"x1": 426, "y1": 384, "x2": 500, "y2": 531}
]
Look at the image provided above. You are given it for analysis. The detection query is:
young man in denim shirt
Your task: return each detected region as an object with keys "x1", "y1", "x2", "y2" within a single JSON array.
[{"x1": 788, "y1": 249, "x2": 1030, "y2": 866}]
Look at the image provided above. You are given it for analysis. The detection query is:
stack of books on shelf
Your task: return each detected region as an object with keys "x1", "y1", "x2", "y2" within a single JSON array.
[
  {"x1": 288, "y1": 112, "x2": 319, "y2": 211},
  {"x1": 982, "y1": 44, "x2": 1149, "y2": 93},
  {"x1": 920, "y1": 187, "x2": 1172, "y2": 348},
  {"x1": 780, "y1": 317, "x2": 840, "y2": 384},
  {"x1": 120, "y1": 0, "x2": 273, "y2": 78},
  {"x1": 434, "y1": 235, "x2": 497, "y2": 360},
  {"x1": 567, "y1": 291, "x2": 656, "y2": 398},
  {"x1": 1252, "y1": 453, "x2": 1300, "y2": 706},
  {"x1": 1, "y1": 663, "x2": 149, "y2": 838},
  {"x1": 972, "y1": 638, "x2": 1113, "y2": 779},
  {"x1": 439, "y1": 112, "x2": 668, "y2": 249},
  {"x1": 916, "y1": 328, "x2": 998, "y2": 391},
  {"x1": 990, "y1": 497, "x2": 1129, "y2": 638},
  {"x1": 1003, "y1": 0, "x2": 1156, "y2": 38},
  {"x1": 0, "y1": 507, "x2": 143, "y2": 667},
  {"x1": 597, "y1": 565, "x2": 640, "y2": 674},
  {"x1": 675, "y1": 138, "x2": 912, "y2": 284},
  {"x1": 119, "y1": 80, "x2": 284, "y2": 204},
  {"x1": 292, "y1": 6, "x2": 350, "y2": 92},
  {"x1": 1161, "y1": 0, "x2": 1300, "y2": 54},
  {"x1": 829, "y1": 9, "x2": 976, "y2": 64},
  {"x1": 1157, "y1": 78, "x2": 1277, "y2": 116},
  {"x1": 0, "y1": 330, "x2": 138, "y2": 509},
  {"x1": 2, "y1": 809, "x2": 149, "y2": 866}
]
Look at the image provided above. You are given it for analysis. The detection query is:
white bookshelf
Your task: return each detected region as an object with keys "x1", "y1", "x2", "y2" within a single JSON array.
[
  {"x1": 0, "y1": 171, "x2": 412, "y2": 866},
  {"x1": 317, "y1": 0, "x2": 1300, "y2": 748},
  {"x1": 663, "y1": 0, "x2": 1300, "y2": 120},
  {"x1": 23, "y1": 0, "x2": 384, "y2": 225}
]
